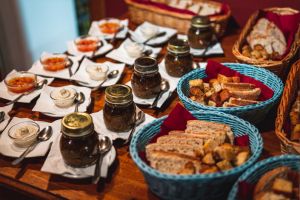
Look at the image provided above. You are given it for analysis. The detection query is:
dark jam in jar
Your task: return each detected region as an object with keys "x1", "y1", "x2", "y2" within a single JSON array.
[
  {"x1": 131, "y1": 56, "x2": 162, "y2": 99},
  {"x1": 103, "y1": 84, "x2": 136, "y2": 132},
  {"x1": 60, "y1": 112, "x2": 98, "y2": 168},
  {"x1": 165, "y1": 38, "x2": 193, "y2": 77},
  {"x1": 188, "y1": 16, "x2": 214, "y2": 49}
]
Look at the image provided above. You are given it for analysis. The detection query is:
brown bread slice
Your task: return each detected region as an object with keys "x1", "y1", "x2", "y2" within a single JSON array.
[
  {"x1": 229, "y1": 88, "x2": 261, "y2": 101},
  {"x1": 228, "y1": 97, "x2": 259, "y2": 106},
  {"x1": 222, "y1": 82, "x2": 256, "y2": 91},
  {"x1": 157, "y1": 135, "x2": 204, "y2": 147}
]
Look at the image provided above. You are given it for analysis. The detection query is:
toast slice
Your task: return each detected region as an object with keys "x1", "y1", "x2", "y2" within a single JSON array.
[
  {"x1": 222, "y1": 82, "x2": 256, "y2": 91},
  {"x1": 157, "y1": 135, "x2": 204, "y2": 147},
  {"x1": 228, "y1": 97, "x2": 259, "y2": 106},
  {"x1": 229, "y1": 88, "x2": 261, "y2": 101}
]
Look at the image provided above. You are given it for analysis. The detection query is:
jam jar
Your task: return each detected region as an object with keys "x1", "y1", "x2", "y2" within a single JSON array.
[
  {"x1": 165, "y1": 38, "x2": 193, "y2": 77},
  {"x1": 188, "y1": 16, "x2": 214, "y2": 49},
  {"x1": 60, "y1": 112, "x2": 98, "y2": 168},
  {"x1": 131, "y1": 56, "x2": 162, "y2": 99},
  {"x1": 103, "y1": 84, "x2": 136, "y2": 132}
]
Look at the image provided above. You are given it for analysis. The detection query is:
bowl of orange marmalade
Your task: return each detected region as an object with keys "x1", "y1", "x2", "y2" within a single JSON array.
[
  {"x1": 99, "y1": 19, "x2": 120, "y2": 34},
  {"x1": 75, "y1": 36, "x2": 101, "y2": 52},
  {"x1": 41, "y1": 53, "x2": 69, "y2": 71},
  {"x1": 4, "y1": 71, "x2": 37, "y2": 93}
]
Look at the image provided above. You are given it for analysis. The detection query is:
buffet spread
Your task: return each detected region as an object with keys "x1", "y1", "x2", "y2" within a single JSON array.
[{"x1": 0, "y1": 1, "x2": 300, "y2": 200}]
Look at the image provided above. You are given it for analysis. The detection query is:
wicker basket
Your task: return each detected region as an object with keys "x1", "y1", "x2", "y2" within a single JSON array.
[
  {"x1": 232, "y1": 7, "x2": 300, "y2": 80},
  {"x1": 228, "y1": 155, "x2": 300, "y2": 200},
  {"x1": 124, "y1": 0, "x2": 231, "y2": 37},
  {"x1": 177, "y1": 63, "x2": 283, "y2": 124},
  {"x1": 275, "y1": 59, "x2": 300, "y2": 154},
  {"x1": 130, "y1": 110, "x2": 263, "y2": 200}
]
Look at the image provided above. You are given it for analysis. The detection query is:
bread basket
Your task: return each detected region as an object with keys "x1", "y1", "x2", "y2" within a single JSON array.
[
  {"x1": 232, "y1": 7, "x2": 300, "y2": 80},
  {"x1": 275, "y1": 59, "x2": 300, "y2": 154},
  {"x1": 124, "y1": 0, "x2": 231, "y2": 37},
  {"x1": 228, "y1": 154, "x2": 300, "y2": 200},
  {"x1": 130, "y1": 110, "x2": 263, "y2": 200},
  {"x1": 177, "y1": 63, "x2": 283, "y2": 124}
]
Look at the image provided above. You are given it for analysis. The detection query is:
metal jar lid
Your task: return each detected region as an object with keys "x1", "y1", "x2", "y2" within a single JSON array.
[
  {"x1": 191, "y1": 16, "x2": 211, "y2": 28},
  {"x1": 134, "y1": 56, "x2": 158, "y2": 74},
  {"x1": 105, "y1": 84, "x2": 133, "y2": 104},
  {"x1": 61, "y1": 112, "x2": 94, "y2": 137},
  {"x1": 167, "y1": 38, "x2": 190, "y2": 54}
]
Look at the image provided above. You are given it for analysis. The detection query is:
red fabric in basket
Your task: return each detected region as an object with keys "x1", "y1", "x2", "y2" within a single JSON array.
[
  {"x1": 203, "y1": 60, "x2": 274, "y2": 101},
  {"x1": 237, "y1": 181, "x2": 254, "y2": 200},
  {"x1": 131, "y1": 0, "x2": 229, "y2": 17}
]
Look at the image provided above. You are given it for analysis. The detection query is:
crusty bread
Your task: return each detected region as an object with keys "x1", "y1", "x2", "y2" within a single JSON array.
[
  {"x1": 254, "y1": 192, "x2": 289, "y2": 200},
  {"x1": 146, "y1": 151, "x2": 201, "y2": 175},
  {"x1": 217, "y1": 74, "x2": 240, "y2": 83},
  {"x1": 229, "y1": 88, "x2": 261, "y2": 101},
  {"x1": 222, "y1": 82, "x2": 256, "y2": 91},
  {"x1": 223, "y1": 102, "x2": 239, "y2": 107},
  {"x1": 228, "y1": 97, "x2": 259, "y2": 106},
  {"x1": 157, "y1": 135, "x2": 203, "y2": 147}
]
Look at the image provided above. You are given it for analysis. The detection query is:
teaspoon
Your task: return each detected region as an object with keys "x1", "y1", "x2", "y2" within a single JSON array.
[
  {"x1": 124, "y1": 111, "x2": 145, "y2": 145},
  {"x1": 0, "y1": 112, "x2": 5, "y2": 123},
  {"x1": 12, "y1": 126, "x2": 53, "y2": 165},
  {"x1": 74, "y1": 92, "x2": 85, "y2": 112},
  {"x1": 150, "y1": 80, "x2": 170, "y2": 109},
  {"x1": 91, "y1": 70, "x2": 119, "y2": 91},
  {"x1": 143, "y1": 31, "x2": 167, "y2": 45}
]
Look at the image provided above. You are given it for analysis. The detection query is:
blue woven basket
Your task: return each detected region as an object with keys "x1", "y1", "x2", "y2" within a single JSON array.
[
  {"x1": 130, "y1": 110, "x2": 263, "y2": 200},
  {"x1": 228, "y1": 154, "x2": 300, "y2": 200},
  {"x1": 177, "y1": 63, "x2": 283, "y2": 124}
]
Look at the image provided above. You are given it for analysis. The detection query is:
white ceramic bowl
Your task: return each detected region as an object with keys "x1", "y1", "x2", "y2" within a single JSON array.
[
  {"x1": 85, "y1": 63, "x2": 109, "y2": 81},
  {"x1": 124, "y1": 41, "x2": 144, "y2": 58},
  {"x1": 50, "y1": 88, "x2": 77, "y2": 108}
]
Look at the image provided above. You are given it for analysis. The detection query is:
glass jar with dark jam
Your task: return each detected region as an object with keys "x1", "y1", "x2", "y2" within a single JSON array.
[
  {"x1": 188, "y1": 16, "x2": 214, "y2": 49},
  {"x1": 60, "y1": 112, "x2": 98, "y2": 168},
  {"x1": 103, "y1": 84, "x2": 136, "y2": 132},
  {"x1": 131, "y1": 56, "x2": 162, "y2": 99},
  {"x1": 165, "y1": 39, "x2": 193, "y2": 77}
]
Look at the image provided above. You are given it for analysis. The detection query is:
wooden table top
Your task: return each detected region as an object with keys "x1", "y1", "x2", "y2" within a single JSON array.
[{"x1": 0, "y1": 21, "x2": 282, "y2": 200}]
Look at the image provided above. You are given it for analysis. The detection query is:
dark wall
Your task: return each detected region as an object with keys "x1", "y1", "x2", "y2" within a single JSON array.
[{"x1": 105, "y1": 0, "x2": 128, "y2": 18}]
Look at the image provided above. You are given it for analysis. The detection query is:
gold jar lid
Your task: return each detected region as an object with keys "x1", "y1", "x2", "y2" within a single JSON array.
[
  {"x1": 167, "y1": 38, "x2": 190, "y2": 54},
  {"x1": 134, "y1": 56, "x2": 158, "y2": 74},
  {"x1": 191, "y1": 16, "x2": 211, "y2": 28},
  {"x1": 105, "y1": 84, "x2": 133, "y2": 104},
  {"x1": 61, "y1": 112, "x2": 94, "y2": 137}
]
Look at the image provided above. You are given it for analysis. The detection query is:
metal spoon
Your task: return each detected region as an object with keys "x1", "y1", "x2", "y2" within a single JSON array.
[
  {"x1": 0, "y1": 112, "x2": 5, "y2": 123},
  {"x1": 92, "y1": 136, "x2": 112, "y2": 184},
  {"x1": 12, "y1": 126, "x2": 53, "y2": 165},
  {"x1": 143, "y1": 31, "x2": 167, "y2": 45},
  {"x1": 6, "y1": 79, "x2": 48, "y2": 106},
  {"x1": 91, "y1": 70, "x2": 119, "y2": 91},
  {"x1": 124, "y1": 111, "x2": 145, "y2": 145},
  {"x1": 110, "y1": 26, "x2": 125, "y2": 44},
  {"x1": 74, "y1": 92, "x2": 85, "y2": 112},
  {"x1": 150, "y1": 80, "x2": 170, "y2": 109},
  {"x1": 142, "y1": 49, "x2": 153, "y2": 56}
]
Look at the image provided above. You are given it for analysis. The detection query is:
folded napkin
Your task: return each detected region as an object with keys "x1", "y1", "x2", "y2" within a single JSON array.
[
  {"x1": 0, "y1": 117, "x2": 60, "y2": 158},
  {"x1": 72, "y1": 57, "x2": 125, "y2": 88},
  {"x1": 28, "y1": 53, "x2": 81, "y2": 80},
  {"x1": 204, "y1": 60, "x2": 274, "y2": 101},
  {"x1": 91, "y1": 108, "x2": 155, "y2": 141},
  {"x1": 129, "y1": 21, "x2": 177, "y2": 45},
  {"x1": 237, "y1": 181, "x2": 255, "y2": 200},
  {"x1": 177, "y1": 34, "x2": 224, "y2": 57},
  {"x1": 106, "y1": 38, "x2": 162, "y2": 65},
  {"x1": 41, "y1": 133, "x2": 116, "y2": 178},
  {"x1": 0, "y1": 70, "x2": 54, "y2": 103},
  {"x1": 0, "y1": 104, "x2": 13, "y2": 132},
  {"x1": 88, "y1": 19, "x2": 129, "y2": 39},
  {"x1": 67, "y1": 38, "x2": 113, "y2": 58},
  {"x1": 32, "y1": 85, "x2": 91, "y2": 117}
]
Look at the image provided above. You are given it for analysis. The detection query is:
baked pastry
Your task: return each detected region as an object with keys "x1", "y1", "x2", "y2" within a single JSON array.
[{"x1": 289, "y1": 91, "x2": 300, "y2": 142}]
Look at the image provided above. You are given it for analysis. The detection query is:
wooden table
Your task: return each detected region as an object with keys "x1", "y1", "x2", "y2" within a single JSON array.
[{"x1": 0, "y1": 21, "x2": 282, "y2": 200}]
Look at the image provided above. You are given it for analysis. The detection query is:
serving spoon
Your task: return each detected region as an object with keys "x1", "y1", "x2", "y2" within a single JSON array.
[
  {"x1": 124, "y1": 111, "x2": 145, "y2": 145},
  {"x1": 74, "y1": 92, "x2": 85, "y2": 112},
  {"x1": 143, "y1": 31, "x2": 167, "y2": 45},
  {"x1": 6, "y1": 79, "x2": 48, "y2": 106},
  {"x1": 150, "y1": 80, "x2": 170, "y2": 109},
  {"x1": 12, "y1": 126, "x2": 53, "y2": 165},
  {"x1": 91, "y1": 70, "x2": 119, "y2": 91},
  {"x1": 92, "y1": 136, "x2": 112, "y2": 184}
]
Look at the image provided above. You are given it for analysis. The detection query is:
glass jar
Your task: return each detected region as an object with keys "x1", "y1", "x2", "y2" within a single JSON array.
[
  {"x1": 103, "y1": 84, "x2": 136, "y2": 132},
  {"x1": 131, "y1": 56, "x2": 162, "y2": 99},
  {"x1": 165, "y1": 38, "x2": 193, "y2": 77},
  {"x1": 60, "y1": 112, "x2": 98, "y2": 168},
  {"x1": 188, "y1": 16, "x2": 214, "y2": 49}
]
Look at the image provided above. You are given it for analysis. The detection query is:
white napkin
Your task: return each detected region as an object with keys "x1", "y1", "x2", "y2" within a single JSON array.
[
  {"x1": 106, "y1": 38, "x2": 162, "y2": 65},
  {"x1": 130, "y1": 21, "x2": 177, "y2": 45},
  {"x1": 177, "y1": 34, "x2": 224, "y2": 56},
  {"x1": 0, "y1": 70, "x2": 54, "y2": 103},
  {"x1": 28, "y1": 53, "x2": 81, "y2": 80},
  {"x1": 0, "y1": 104, "x2": 13, "y2": 132},
  {"x1": 88, "y1": 19, "x2": 129, "y2": 39},
  {"x1": 72, "y1": 57, "x2": 125, "y2": 88},
  {"x1": 41, "y1": 124, "x2": 116, "y2": 178},
  {"x1": 67, "y1": 38, "x2": 113, "y2": 58},
  {"x1": 0, "y1": 117, "x2": 60, "y2": 158},
  {"x1": 91, "y1": 108, "x2": 155, "y2": 141},
  {"x1": 32, "y1": 85, "x2": 91, "y2": 117}
]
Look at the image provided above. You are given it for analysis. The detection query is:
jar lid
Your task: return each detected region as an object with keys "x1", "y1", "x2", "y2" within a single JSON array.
[
  {"x1": 61, "y1": 112, "x2": 94, "y2": 137},
  {"x1": 167, "y1": 38, "x2": 190, "y2": 54},
  {"x1": 134, "y1": 56, "x2": 158, "y2": 74},
  {"x1": 191, "y1": 16, "x2": 211, "y2": 28},
  {"x1": 105, "y1": 84, "x2": 133, "y2": 104}
]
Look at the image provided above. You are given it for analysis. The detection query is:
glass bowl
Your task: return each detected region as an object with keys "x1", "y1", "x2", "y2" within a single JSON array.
[
  {"x1": 123, "y1": 41, "x2": 144, "y2": 58},
  {"x1": 98, "y1": 19, "x2": 121, "y2": 34},
  {"x1": 75, "y1": 36, "x2": 101, "y2": 52},
  {"x1": 85, "y1": 63, "x2": 109, "y2": 81},
  {"x1": 50, "y1": 88, "x2": 77, "y2": 108},
  {"x1": 40, "y1": 53, "x2": 69, "y2": 71},
  {"x1": 4, "y1": 71, "x2": 37, "y2": 93}
]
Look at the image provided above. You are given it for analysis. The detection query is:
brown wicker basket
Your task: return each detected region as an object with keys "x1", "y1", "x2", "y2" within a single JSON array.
[
  {"x1": 125, "y1": 0, "x2": 231, "y2": 37},
  {"x1": 275, "y1": 59, "x2": 300, "y2": 154},
  {"x1": 232, "y1": 7, "x2": 300, "y2": 80}
]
